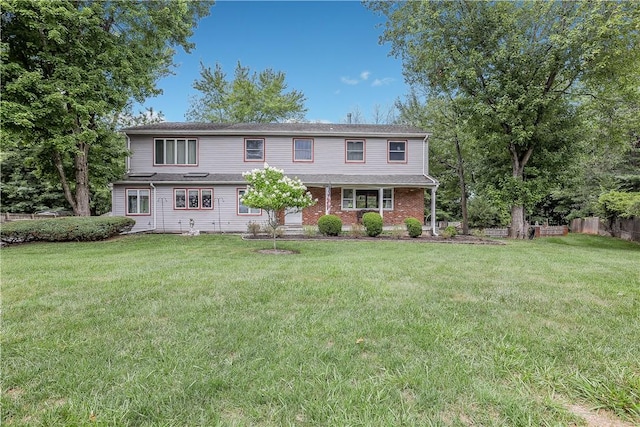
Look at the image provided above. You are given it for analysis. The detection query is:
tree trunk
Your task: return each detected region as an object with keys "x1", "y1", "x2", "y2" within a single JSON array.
[
  {"x1": 74, "y1": 142, "x2": 92, "y2": 216},
  {"x1": 52, "y1": 150, "x2": 77, "y2": 214},
  {"x1": 454, "y1": 136, "x2": 469, "y2": 235},
  {"x1": 509, "y1": 204, "x2": 526, "y2": 239},
  {"x1": 508, "y1": 143, "x2": 533, "y2": 239}
]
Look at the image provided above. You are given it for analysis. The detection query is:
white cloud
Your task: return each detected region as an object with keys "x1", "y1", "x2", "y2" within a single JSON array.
[
  {"x1": 341, "y1": 76, "x2": 359, "y2": 85},
  {"x1": 372, "y1": 77, "x2": 395, "y2": 87},
  {"x1": 360, "y1": 71, "x2": 371, "y2": 80}
]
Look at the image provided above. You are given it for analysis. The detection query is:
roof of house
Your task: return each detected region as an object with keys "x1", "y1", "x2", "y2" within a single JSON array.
[
  {"x1": 115, "y1": 173, "x2": 438, "y2": 187},
  {"x1": 121, "y1": 122, "x2": 430, "y2": 138}
]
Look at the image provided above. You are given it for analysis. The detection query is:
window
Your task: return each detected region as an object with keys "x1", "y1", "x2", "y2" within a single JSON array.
[
  {"x1": 388, "y1": 140, "x2": 407, "y2": 162},
  {"x1": 238, "y1": 189, "x2": 261, "y2": 215},
  {"x1": 154, "y1": 139, "x2": 197, "y2": 165},
  {"x1": 342, "y1": 188, "x2": 393, "y2": 210},
  {"x1": 201, "y1": 189, "x2": 212, "y2": 208},
  {"x1": 346, "y1": 140, "x2": 365, "y2": 162},
  {"x1": 245, "y1": 138, "x2": 265, "y2": 161},
  {"x1": 174, "y1": 188, "x2": 213, "y2": 210},
  {"x1": 293, "y1": 138, "x2": 313, "y2": 162},
  {"x1": 126, "y1": 189, "x2": 150, "y2": 215}
]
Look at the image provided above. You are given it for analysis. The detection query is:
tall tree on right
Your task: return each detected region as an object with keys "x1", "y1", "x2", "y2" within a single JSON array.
[{"x1": 368, "y1": 1, "x2": 640, "y2": 237}]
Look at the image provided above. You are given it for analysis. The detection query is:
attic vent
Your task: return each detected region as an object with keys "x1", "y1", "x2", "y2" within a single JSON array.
[
  {"x1": 183, "y1": 172, "x2": 210, "y2": 178},
  {"x1": 128, "y1": 172, "x2": 156, "y2": 178}
]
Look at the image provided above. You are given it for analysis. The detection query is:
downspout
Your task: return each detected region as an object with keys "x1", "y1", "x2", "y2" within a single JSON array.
[{"x1": 150, "y1": 182, "x2": 157, "y2": 232}]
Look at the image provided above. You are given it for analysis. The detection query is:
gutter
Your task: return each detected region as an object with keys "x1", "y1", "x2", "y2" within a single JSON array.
[{"x1": 122, "y1": 129, "x2": 428, "y2": 139}]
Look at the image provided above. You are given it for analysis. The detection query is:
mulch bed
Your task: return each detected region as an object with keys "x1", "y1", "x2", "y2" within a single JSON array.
[{"x1": 244, "y1": 234, "x2": 506, "y2": 245}]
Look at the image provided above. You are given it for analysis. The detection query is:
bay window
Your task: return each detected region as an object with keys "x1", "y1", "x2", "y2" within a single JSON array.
[{"x1": 341, "y1": 188, "x2": 393, "y2": 210}]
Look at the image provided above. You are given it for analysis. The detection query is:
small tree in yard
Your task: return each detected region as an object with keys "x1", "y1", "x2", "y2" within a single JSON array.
[{"x1": 241, "y1": 164, "x2": 316, "y2": 250}]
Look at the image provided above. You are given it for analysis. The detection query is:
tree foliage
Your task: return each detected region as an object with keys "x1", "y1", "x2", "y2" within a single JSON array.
[
  {"x1": 186, "y1": 62, "x2": 307, "y2": 123},
  {"x1": 597, "y1": 191, "x2": 640, "y2": 221},
  {"x1": 241, "y1": 164, "x2": 316, "y2": 249},
  {"x1": 1, "y1": 0, "x2": 211, "y2": 215},
  {"x1": 398, "y1": 91, "x2": 476, "y2": 233},
  {"x1": 369, "y1": 0, "x2": 640, "y2": 237}
]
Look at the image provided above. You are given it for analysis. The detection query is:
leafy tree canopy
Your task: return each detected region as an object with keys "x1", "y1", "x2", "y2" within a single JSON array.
[
  {"x1": 186, "y1": 61, "x2": 307, "y2": 123},
  {"x1": 369, "y1": 1, "x2": 640, "y2": 237},
  {"x1": 369, "y1": 0, "x2": 640, "y2": 237},
  {"x1": 1, "y1": 0, "x2": 211, "y2": 215}
]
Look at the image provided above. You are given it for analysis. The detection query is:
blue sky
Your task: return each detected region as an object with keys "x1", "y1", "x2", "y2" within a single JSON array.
[{"x1": 142, "y1": 0, "x2": 409, "y2": 124}]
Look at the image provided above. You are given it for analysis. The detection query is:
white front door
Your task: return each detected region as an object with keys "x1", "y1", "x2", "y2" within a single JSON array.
[{"x1": 285, "y1": 209, "x2": 303, "y2": 225}]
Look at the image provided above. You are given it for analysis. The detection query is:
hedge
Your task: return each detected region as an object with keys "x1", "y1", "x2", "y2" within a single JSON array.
[
  {"x1": 404, "y1": 217, "x2": 423, "y2": 238},
  {"x1": 362, "y1": 212, "x2": 383, "y2": 237},
  {"x1": 317, "y1": 214, "x2": 342, "y2": 236},
  {"x1": 1, "y1": 216, "x2": 135, "y2": 244}
]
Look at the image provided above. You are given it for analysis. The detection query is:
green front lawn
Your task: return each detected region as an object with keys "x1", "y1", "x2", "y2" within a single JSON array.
[{"x1": 2, "y1": 234, "x2": 639, "y2": 426}]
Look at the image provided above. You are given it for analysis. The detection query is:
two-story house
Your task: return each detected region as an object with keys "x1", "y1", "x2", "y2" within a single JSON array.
[{"x1": 111, "y1": 122, "x2": 439, "y2": 233}]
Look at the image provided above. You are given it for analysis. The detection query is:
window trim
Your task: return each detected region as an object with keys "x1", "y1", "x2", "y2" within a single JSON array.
[
  {"x1": 244, "y1": 138, "x2": 265, "y2": 162},
  {"x1": 292, "y1": 138, "x2": 314, "y2": 162},
  {"x1": 174, "y1": 188, "x2": 214, "y2": 210},
  {"x1": 388, "y1": 140, "x2": 408, "y2": 163},
  {"x1": 237, "y1": 188, "x2": 262, "y2": 215},
  {"x1": 153, "y1": 137, "x2": 198, "y2": 166},
  {"x1": 345, "y1": 139, "x2": 366, "y2": 163},
  {"x1": 341, "y1": 188, "x2": 394, "y2": 210},
  {"x1": 125, "y1": 188, "x2": 151, "y2": 216}
]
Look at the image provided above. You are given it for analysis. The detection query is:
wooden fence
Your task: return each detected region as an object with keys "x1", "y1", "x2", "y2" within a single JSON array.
[
  {"x1": 1, "y1": 212, "x2": 67, "y2": 223},
  {"x1": 571, "y1": 216, "x2": 640, "y2": 242}
]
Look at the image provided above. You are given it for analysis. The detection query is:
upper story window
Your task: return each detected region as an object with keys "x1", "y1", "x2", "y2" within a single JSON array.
[
  {"x1": 126, "y1": 188, "x2": 150, "y2": 215},
  {"x1": 154, "y1": 138, "x2": 197, "y2": 165},
  {"x1": 346, "y1": 139, "x2": 365, "y2": 163},
  {"x1": 245, "y1": 138, "x2": 265, "y2": 161},
  {"x1": 388, "y1": 140, "x2": 407, "y2": 163},
  {"x1": 293, "y1": 138, "x2": 313, "y2": 162},
  {"x1": 174, "y1": 188, "x2": 213, "y2": 210}
]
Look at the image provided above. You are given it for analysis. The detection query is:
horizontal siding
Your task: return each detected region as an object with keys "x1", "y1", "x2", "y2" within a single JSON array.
[
  {"x1": 112, "y1": 184, "x2": 267, "y2": 233},
  {"x1": 127, "y1": 134, "x2": 426, "y2": 176}
]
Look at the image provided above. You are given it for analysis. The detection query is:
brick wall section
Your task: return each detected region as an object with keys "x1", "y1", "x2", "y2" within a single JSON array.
[
  {"x1": 303, "y1": 187, "x2": 424, "y2": 226},
  {"x1": 534, "y1": 225, "x2": 568, "y2": 237}
]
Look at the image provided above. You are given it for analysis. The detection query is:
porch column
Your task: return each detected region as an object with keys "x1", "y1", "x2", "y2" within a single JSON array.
[
  {"x1": 431, "y1": 186, "x2": 437, "y2": 235},
  {"x1": 379, "y1": 187, "x2": 384, "y2": 218},
  {"x1": 325, "y1": 186, "x2": 331, "y2": 215}
]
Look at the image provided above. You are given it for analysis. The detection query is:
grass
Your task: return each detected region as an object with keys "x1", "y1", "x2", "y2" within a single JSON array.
[{"x1": 2, "y1": 233, "x2": 639, "y2": 426}]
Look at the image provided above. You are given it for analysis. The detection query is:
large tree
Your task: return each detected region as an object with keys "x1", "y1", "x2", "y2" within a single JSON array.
[
  {"x1": 397, "y1": 91, "x2": 477, "y2": 233},
  {"x1": 186, "y1": 61, "x2": 307, "y2": 123},
  {"x1": 369, "y1": 0, "x2": 640, "y2": 237},
  {"x1": 1, "y1": 0, "x2": 211, "y2": 216}
]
